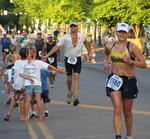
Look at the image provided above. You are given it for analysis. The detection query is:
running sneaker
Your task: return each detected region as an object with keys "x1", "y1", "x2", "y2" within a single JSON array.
[
  {"x1": 116, "y1": 135, "x2": 122, "y2": 139},
  {"x1": 67, "y1": 92, "x2": 73, "y2": 104},
  {"x1": 30, "y1": 113, "x2": 36, "y2": 119},
  {"x1": 4, "y1": 115, "x2": 10, "y2": 121},
  {"x1": 44, "y1": 113, "x2": 49, "y2": 118},
  {"x1": 50, "y1": 84, "x2": 54, "y2": 88},
  {"x1": 73, "y1": 98, "x2": 79, "y2": 106}
]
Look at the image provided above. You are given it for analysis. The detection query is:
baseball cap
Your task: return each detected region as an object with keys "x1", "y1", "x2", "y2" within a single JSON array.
[
  {"x1": 53, "y1": 30, "x2": 59, "y2": 36},
  {"x1": 47, "y1": 34, "x2": 53, "y2": 38},
  {"x1": 23, "y1": 32, "x2": 28, "y2": 35},
  {"x1": 37, "y1": 30, "x2": 42, "y2": 34},
  {"x1": 69, "y1": 22, "x2": 78, "y2": 27},
  {"x1": 116, "y1": 23, "x2": 129, "y2": 32}
]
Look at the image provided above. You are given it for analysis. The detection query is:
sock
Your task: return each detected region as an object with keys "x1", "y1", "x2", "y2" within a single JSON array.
[
  {"x1": 126, "y1": 136, "x2": 133, "y2": 139},
  {"x1": 45, "y1": 110, "x2": 48, "y2": 114},
  {"x1": 32, "y1": 111, "x2": 36, "y2": 115},
  {"x1": 74, "y1": 96, "x2": 78, "y2": 99}
]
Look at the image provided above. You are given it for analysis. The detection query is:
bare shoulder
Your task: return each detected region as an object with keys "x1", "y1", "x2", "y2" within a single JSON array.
[{"x1": 130, "y1": 42, "x2": 141, "y2": 53}]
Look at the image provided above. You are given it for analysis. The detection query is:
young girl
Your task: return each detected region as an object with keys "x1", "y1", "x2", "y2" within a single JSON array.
[
  {"x1": 20, "y1": 46, "x2": 65, "y2": 121},
  {"x1": 4, "y1": 48, "x2": 27, "y2": 121},
  {"x1": 1, "y1": 44, "x2": 20, "y2": 105}
]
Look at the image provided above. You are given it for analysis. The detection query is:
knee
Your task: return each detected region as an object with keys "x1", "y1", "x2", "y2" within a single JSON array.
[
  {"x1": 67, "y1": 78, "x2": 72, "y2": 83},
  {"x1": 114, "y1": 107, "x2": 122, "y2": 116},
  {"x1": 124, "y1": 110, "x2": 132, "y2": 118},
  {"x1": 73, "y1": 75, "x2": 79, "y2": 81}
]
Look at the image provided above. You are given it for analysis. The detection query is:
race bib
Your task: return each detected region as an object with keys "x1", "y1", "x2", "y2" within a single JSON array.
[
  {"x1": 106, "y1": 74, "x2": 123, "y2": 91},
  {"x1": 67, "y1": 57, "x2": 77, "y2": 65},
  {"x1": 48, "y1": 57, "x2": 54, "y2": 64},
  {"x1": 4, "y1": 49, "x2": 9, "y2": 52},
  {"x1": 39, "y1": 51, "x2": 42, "y2": 57}
]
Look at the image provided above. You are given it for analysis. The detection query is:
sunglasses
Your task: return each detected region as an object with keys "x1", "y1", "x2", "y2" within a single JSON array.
[
  {"x1": 37, "y1": 33, "x2": 42, "y2": 35},
  {"x1": 70, "y1": 25, "x2": 77, "y2": 27}
]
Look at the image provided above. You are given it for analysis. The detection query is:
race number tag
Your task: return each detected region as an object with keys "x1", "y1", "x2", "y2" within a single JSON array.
[
  {"x1": 48, "y1": 57, "x2": 54, "y2": 64},
  {"x1": 39, "y1": 51, "x2": 42, "y2": 57},
  {"x1": 4, "y1": 49, "x2": 9, "y2": 52},
  {"x1": 67, "y1": 57, "x2": 77, "y2": 65},
  {"x1": 106, "y1": 74, "x2": 123, "y2": 90}
]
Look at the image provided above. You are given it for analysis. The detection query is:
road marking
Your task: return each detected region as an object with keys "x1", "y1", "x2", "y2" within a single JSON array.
[
  {"x1": 35, "y1": 121, "x2": 55, "y2": 139},
  {"x1": 27, "y1": 122, "x2": 39, "y2": 139},
  {"x1": 51, "y1": 100, "x2": 150, "y2": 116}
]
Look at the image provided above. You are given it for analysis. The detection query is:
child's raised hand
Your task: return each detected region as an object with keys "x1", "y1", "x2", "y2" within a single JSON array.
[{"x1": 57, "y1": 67, "x2": 66, "y2": 74}]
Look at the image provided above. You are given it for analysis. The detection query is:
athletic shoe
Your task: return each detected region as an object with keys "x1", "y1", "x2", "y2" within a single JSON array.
[
  {"x1": 4, "y1": 115, "x2": 10, "y2": 121},
  {"x1": 30, "y1": 113, "x2": 36, "y2": 119},
  {"x1": 44, "y1": 113, "x2": 48, "y2": 118},
  {"x1": 73, "y1": 98, "x2": 79, "y2": 106},
  {"x1": 50, "y1": 84, "x2": 54, "y2": 88},
  {"x1": 67, "y1": 92, "x2": 73, "y2": 104}
]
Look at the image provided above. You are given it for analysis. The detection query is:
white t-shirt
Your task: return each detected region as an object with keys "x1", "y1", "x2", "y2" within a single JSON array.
[
  {"x1": 10, "y1": 37, "x2": 18, "y2": 46},
  {"x1": 7, "y1": 67, "x2": 13, "y2": 82},
  {"x1": 13, "y1": 59, "x2": 27, "y2": 90},
  {"x1": 21, "y1": 60, "x2": 49, "y2": 86},
  {"x1": 57, "y1": 32, "x2": 86, "y2": 57}
]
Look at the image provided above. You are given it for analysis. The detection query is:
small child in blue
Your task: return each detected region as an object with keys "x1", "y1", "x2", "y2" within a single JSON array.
[{"x1": 40, "y1": 69, "x2": 52, "y2": 118}]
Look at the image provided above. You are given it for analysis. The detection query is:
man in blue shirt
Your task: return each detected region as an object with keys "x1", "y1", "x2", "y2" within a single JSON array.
[{"x1": 1, "y1": 32, "x2": 11, "y2": 62}]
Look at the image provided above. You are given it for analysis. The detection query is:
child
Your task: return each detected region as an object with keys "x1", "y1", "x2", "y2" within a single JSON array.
[
  {"x1": 20, "y1": 46, "x2": 65, "y2": 121},
  {"x1": 90, "y1": 45, "x2": 96, "y2": 64},
  {"x1": 40, "y1": 69, "x2": 52, "y2": 118},
  {"x1": 4, "y1": 48, "x2": 27, "y2": 121}
]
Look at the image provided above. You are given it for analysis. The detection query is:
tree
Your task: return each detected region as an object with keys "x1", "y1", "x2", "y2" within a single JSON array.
[{"x1": 92, "y1": 0, "x2": 150, "y2": 37}]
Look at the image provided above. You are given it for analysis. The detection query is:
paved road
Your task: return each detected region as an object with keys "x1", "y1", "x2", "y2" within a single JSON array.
[
  {"x1": 0, "y1": 35, "x2": 150, "y2": 139},
  {"x1": 0, "y1": 61, "x2": 150, "y2": 139}
]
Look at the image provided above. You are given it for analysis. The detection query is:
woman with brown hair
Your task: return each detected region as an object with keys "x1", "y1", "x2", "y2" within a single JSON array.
[{"x1": 104, "y1": 23, "x2": 147, "y2": 139}]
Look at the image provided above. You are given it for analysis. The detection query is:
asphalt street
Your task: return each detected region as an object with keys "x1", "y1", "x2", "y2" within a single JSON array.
[{"x1": 0, "y1": 35, "x2": 150, "y2": 139}]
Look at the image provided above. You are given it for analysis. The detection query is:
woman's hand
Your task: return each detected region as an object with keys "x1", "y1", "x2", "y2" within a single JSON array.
[{"x1": 103, "y1": 62, "x2": 110, "y2": 72}]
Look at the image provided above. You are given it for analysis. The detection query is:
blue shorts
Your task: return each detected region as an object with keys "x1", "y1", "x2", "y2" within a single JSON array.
[
  {"x1": 41, "y1": 90, "x2": 50, "y2": 103},
  {"x1": 25, "y1": 85, "x2": 42, "y2": 96}
]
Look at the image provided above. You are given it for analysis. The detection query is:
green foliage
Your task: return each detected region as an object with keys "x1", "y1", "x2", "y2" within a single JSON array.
[
  {"x1": 0, "y1": 0, "x2": 149, "y2": 31},
  {"x1": 92, "y1": 0, "x2": 150, "y2": 28}
]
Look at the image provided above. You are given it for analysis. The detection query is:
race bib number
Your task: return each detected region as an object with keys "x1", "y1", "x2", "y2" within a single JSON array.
[
  {"x1": 106, "y1": 74, "x2": 123, "y2": 91},
  {"x1": 67, "y1": 57, "x2": 77, "y2": 65},
  {"x1": 4, "y1": 49, "x2": 9, "y2": 52},
  {"x1": 48, "y1": 57, "x2": 54, "y2": 64}
]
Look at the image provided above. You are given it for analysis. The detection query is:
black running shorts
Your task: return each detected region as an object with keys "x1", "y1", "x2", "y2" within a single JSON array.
[
  {"x1": 64, "y1": 57, "x2": 82, "y2": 76},
  {"x1": 106, "y1": 73, "x2": 138, "y2": 99}
]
